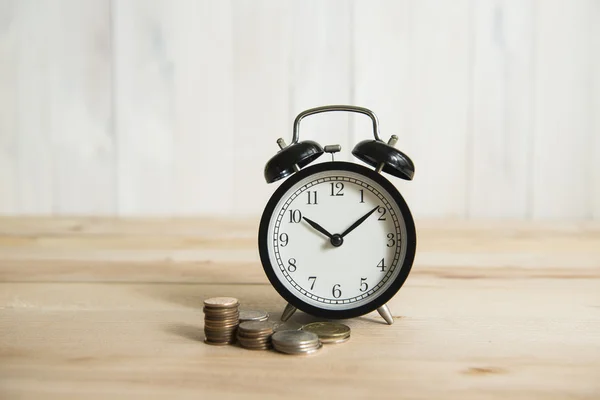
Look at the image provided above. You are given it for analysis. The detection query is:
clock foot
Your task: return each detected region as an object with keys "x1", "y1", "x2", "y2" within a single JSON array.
[
  {"x1": 281, "y1": 303, "x2": 297, "y2": 322},
  {"x1": 377, "y1": 304, "x2": 394, "y2": 325}
]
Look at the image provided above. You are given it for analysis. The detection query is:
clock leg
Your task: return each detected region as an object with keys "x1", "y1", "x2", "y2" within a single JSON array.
[
  {"x1": 281, "y1": 303, "x2": 297, "y2": 322},
  {"x1": 377, "y1": 304, "x2": 394, "y2": 325}
]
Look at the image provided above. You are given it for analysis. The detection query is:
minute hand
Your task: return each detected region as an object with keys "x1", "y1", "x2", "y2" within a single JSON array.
[{"x1": 340, "y1": 206, "x2": 380, "y2": 238}]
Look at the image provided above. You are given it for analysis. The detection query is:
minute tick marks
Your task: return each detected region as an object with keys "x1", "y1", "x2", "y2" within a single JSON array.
[{"x1": 269, "y1": 171, "x2": 404, "y2": 308}]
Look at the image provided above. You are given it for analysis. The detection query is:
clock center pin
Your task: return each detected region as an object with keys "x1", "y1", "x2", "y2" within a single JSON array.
[{"x1": 330, "y1": 234, "x2": 343, "y2": 247}]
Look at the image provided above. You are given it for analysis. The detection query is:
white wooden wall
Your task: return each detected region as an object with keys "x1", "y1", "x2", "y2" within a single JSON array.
[{"x1": 0, "y1": 0, "x2": 599, "y2": 219}]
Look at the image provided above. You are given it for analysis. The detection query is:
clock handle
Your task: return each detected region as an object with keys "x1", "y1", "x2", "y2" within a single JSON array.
[{"x1": 291, "y1": 105, "x2": 382, "y2": 144}]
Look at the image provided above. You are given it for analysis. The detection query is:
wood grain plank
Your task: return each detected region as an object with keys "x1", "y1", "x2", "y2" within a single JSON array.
[
  {"x1": 0, "y1": 217, "x2": 598, "y2": 284},
  {"x1": 593, "y1": 1, "x2": 600, "y2": 220},
  {"x1": 398, "y1": 0, "x2": 471, "y2": 218},
  {"x1": 0, "y1": 0, "x2": 18, "y2": 214},
  {"x1": 232, "y1": 0, "x2": 292, "y2": 215},
  {"x1": 2, "y1": 216, "x2": 599, "y2": 236},
  {"x1": 0, "y1": 281, "x2": 598, "y2": 399},
  {"x1": 114, "y1": 0, "x2": 175, "y2": 215},
  {"x1": 532, "y1": 0, "x2": 594, "y2": 219},
  {"x1": 1, "y1": 257, "x2": 599, "y2": 285},
  {"x1": 289, "y1": 0, "x2": 353, "y2": 162},
  {"x1": 469, "y1": 0, "x2": 534, "y2": 218},
  {"x1": 0, "y1": 216, "x2": 260, "y2": 236}
]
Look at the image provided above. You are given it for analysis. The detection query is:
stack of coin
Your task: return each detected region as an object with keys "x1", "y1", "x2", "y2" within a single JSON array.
[
  {"x1": 271, "y1": 330, "x2": 322, "y2": 355},
  {"x1": 239, "y1": 310, "x2": 269, "y2": 323},
  {"x1": 237, "y1": 321, "x2": 275, "y2": 350},
  {"x1": 301, "y1": 322, "x2": 351, "y2": 344},
  {"x1": 203, "y1": 297, "x2": 239, "y2": 345}
]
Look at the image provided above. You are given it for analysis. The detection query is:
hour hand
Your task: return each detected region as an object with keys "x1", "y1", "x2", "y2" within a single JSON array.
[{"x1": 302, "y1": 216, "x2": 333, "y2": 239}]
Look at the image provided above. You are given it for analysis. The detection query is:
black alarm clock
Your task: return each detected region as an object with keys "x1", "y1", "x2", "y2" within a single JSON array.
[{"x1": 258, "y1": 105, "x2": 416, "y2": 325}]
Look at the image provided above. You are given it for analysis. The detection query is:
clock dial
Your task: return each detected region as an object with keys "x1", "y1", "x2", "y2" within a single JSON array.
[{"x1": 261, "y1": 163, "x2": 412, "y2": 315}]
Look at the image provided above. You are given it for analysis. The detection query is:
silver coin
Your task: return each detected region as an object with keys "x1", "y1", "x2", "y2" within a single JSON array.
[
  {"x1": 238, "y1": 321, "x2": 276, "y2": 333},
  {"x1": 273, "y1": 343, "x2": 321, "y2": 351},
  {"x1": 236, "y1": 329, "x2": 273, "y2": 336},
  {"x1": 274, "y1": 342, "x2": 323, "y2": 355},
  {"x1": 271, "y1": 330, "x2": 319, "y2": 347},
  {"x1": 272, "y1": 338, "x2": 320, "y2": 347},
  {"x1": 239, "y1": 344, "x2": 270, "y2": 349},
  {"x1": 237, "y1": 332, "x2": 270, "y2": 339},
  {"x1": 241, "y1": 345, "x2": 271, "y2": 351},
  {"x1": 237, "y1": 335, "x2": 271, "y2": 341},
  {"x1": 238, "y1": 339, "x2": 271, "y2": 346},
  {"x1": 238, "y1": 340, "x2": 270, "y2": 346},
  {"x1": 239, "y1": 310, "x2": 269, "y2": 322},
  {"x1": 238, "y1": 335, "x2": 270, "y2": 342}
]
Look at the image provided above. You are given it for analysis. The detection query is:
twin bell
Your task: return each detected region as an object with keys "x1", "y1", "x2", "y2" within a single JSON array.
[{"x1": 264, "y1": 105, "x2": 415, "y2": 184}]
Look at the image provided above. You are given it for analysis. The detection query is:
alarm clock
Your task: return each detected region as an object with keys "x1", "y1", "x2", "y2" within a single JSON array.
[{"x1": 258, "y1": 105, "x2": 416, "y2": 325}]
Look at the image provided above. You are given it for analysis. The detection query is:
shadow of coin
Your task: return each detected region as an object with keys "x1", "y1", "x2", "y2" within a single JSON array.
[{"x1": 164, "y1": 323, "x2": 204, "y2": 342}]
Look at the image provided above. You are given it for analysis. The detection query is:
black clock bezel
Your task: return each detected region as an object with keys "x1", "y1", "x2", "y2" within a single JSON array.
[{"x1": 258, "y1": 161, "x2": 416, "y2": 320}]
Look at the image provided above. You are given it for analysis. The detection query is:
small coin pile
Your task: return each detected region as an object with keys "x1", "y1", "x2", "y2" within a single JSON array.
[
  {"x1": 203, "y1": 297, "x2": 239, "y2": 345},
  {"x1": 271, "y1": 330, "x2": 322, "y2": 355},
  {"x1": 237, "y1": 321, "x2": 276, "y2": 350},
  {"x1": 301, "y1": 322, "x2": 351, "y2": 344},
  {"x1": 239, "y1": 310, "x2": 269, "y2": 323},
  {"x1": 202, "y1": 298, "x2": 352, "y2": 356}
]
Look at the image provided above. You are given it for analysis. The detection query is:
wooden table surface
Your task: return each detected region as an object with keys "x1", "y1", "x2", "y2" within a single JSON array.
[{"x1": 0, "y1": 218, "x2": 599, "y2": 399}]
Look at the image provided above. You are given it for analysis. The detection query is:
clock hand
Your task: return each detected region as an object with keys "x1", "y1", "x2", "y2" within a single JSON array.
[
  {"x1": 302, "y1": 216, "x2": 334, "y2": 239},
  {"x1": 340, "y1": 205, "x2": 380, "y2": 238}
]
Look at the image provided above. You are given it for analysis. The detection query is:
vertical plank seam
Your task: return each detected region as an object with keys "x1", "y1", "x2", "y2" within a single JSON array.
[
  {"x1": 348, "y1": 0, "x2": 355, "y2": 147},
  {"x1": 169, "y1": 9, "x2": 175, "y2": 219},
  {"x1": 287, "y1": 2, "x2": 294, "y2": 141},
  {"x1": 228, "y1": 0, "x2": 236, "y2": 215},
  {"x1": 110, "y1": 0, "x2": 118, "y2": 216},
  {"x1": 12, "y1": 3, "x2": 21, "y2": 215},
  {"x1": 48, "y1": 5, "x2": 56, "y2": 215},
  {"x1": 590, "y1": 2, "x2": 600, "y2": 221},
  {"x1": 587, "y1": 0, "x2": 595, "y2": 220},
  {"x1": 231, "y1": 0, "x2": 238, "y2": 211},
  {"x1": 407, "y1": 0, "x2": 413, "y2": 149},
  {"x1": 526, "y1": 1, "x2": 537, "y2": 220},
  {"x1": 465, "y1": 0, "x2": 475, "y2": 219}
]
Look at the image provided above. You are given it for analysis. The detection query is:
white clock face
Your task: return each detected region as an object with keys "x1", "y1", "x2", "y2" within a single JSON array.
[{"x1": 266, "y1": 168, "x2": 408, "y2": 311}]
